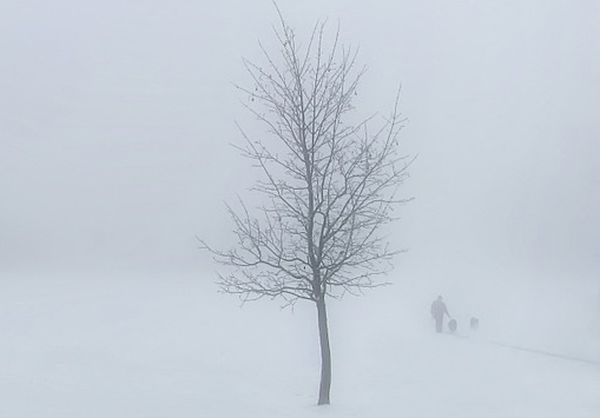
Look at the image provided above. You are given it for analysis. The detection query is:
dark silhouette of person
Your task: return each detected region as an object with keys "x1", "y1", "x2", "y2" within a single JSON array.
[{"x1": 430, "y1": 295, "x2": 450, "y2": 333}]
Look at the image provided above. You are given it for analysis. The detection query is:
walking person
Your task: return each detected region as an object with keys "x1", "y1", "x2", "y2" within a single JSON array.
[{"x1": 430, "y1": 295, "x2": 450, "y2": 333}]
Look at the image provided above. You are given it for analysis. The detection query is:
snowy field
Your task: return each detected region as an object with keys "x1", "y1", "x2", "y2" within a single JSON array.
[
  {"x1": 2, "y1": 1, "x2": 599, "y2": 417},
  {"x1": 1, "y1": 272, "x2": 598, "y2": 418}
]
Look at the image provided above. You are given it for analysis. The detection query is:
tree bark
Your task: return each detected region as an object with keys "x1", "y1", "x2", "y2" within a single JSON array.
[{"x1": 316, "y1": 298, "x2": 332, "y2": 405}]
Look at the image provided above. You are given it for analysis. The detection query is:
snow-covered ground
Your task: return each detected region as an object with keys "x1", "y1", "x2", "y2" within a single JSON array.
[{"x1": 1, "y1": 271, "x2": 598, "y2": 417}]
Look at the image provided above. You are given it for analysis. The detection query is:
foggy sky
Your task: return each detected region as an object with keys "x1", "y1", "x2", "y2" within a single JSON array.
[{"x1": 1, "y1": 0, "x2": 599, "y2": 282}]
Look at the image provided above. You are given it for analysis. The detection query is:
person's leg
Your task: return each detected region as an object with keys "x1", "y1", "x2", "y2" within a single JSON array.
[{"x1": 435, "y1": 317, "x2": 443, "y2": 333}]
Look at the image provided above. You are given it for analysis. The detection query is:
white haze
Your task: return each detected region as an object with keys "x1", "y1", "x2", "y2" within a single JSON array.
[{"x1": 1, "y1": 0, "x2": 599, "y2": 417}]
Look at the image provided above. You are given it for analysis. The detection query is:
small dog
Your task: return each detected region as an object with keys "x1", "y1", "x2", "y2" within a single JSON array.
[{"x1": 448, "y1": 318, "x2": 457, "y2": 333}]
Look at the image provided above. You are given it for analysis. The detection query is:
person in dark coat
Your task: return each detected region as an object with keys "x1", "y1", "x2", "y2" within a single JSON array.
[{"x1": 430, "y1": 295, "x2": 450, "y2": 333}]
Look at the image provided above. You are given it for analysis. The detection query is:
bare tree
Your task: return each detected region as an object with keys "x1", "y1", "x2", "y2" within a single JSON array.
[{"x1": 201, "y1": 10, "x2": 411, "y2": 406}]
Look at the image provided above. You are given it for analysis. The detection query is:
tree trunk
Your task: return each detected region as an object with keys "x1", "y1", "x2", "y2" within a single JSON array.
[{"x1": 316, "y1": 298, "x2": 332, "y2": 405}]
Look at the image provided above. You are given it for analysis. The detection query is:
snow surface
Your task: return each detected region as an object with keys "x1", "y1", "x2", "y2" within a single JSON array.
[{"x1": 1, "y1": 272, "x2": 598, "y2": 418}]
